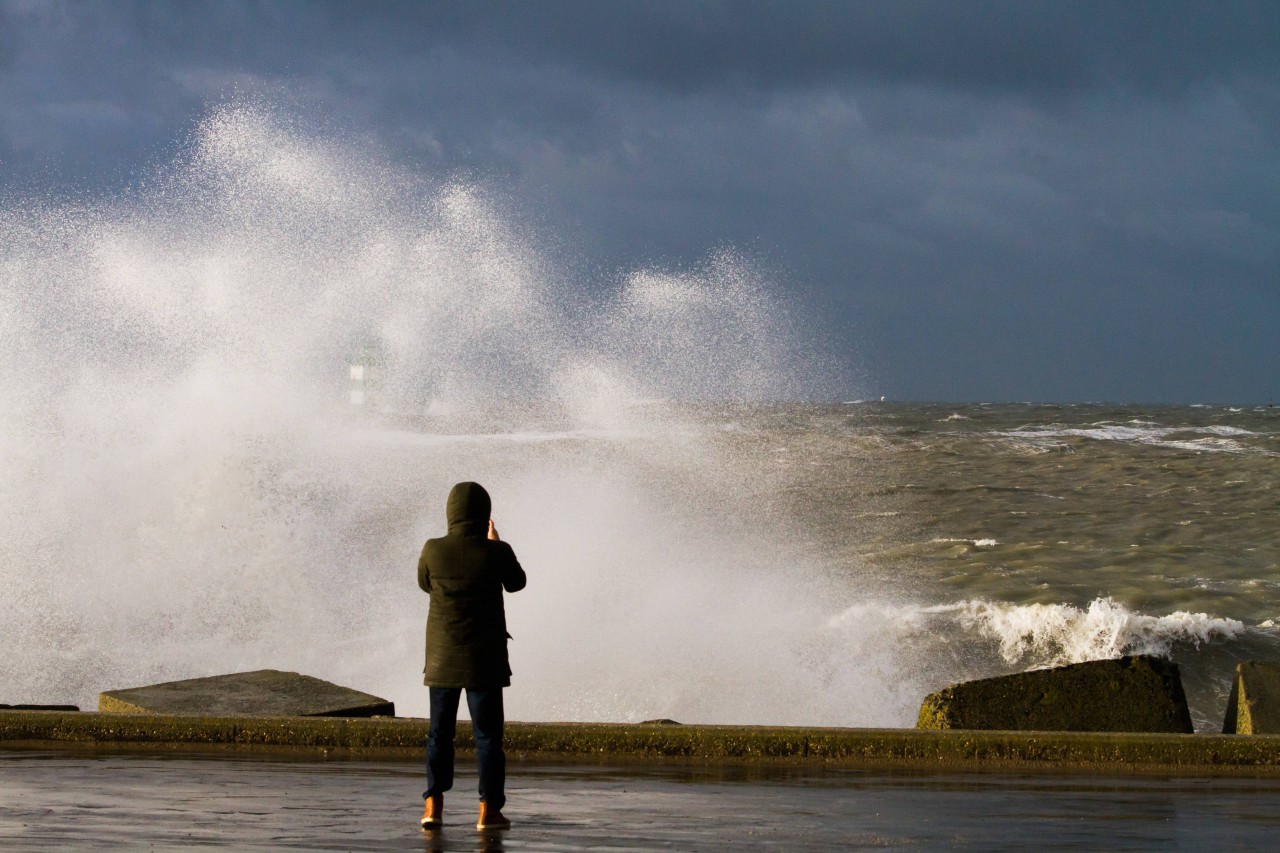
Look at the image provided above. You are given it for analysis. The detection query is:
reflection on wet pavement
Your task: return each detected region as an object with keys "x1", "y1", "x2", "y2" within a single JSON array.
[{"x1": 3, "y1": 750, "x2": 1280, "y2": 850}]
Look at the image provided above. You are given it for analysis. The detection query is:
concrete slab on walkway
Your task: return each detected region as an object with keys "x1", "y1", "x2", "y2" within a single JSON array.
[{"x1": 98, "y1": 670, "x2": 394, "y2": 718}]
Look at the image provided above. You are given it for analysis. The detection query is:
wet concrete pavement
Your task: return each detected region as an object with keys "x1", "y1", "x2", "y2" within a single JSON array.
[{"x1": 2, "y1": 749, "x2": 1280, "y2": 850}]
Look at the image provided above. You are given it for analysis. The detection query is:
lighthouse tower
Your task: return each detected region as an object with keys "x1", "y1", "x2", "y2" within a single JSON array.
[{"x1": 348, "y1": 345, "x2": 383, "y2": 408}]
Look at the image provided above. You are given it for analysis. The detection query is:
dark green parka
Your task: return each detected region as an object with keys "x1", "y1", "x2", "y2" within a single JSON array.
[{"x1": 418, "y1": 482, "x2": 527, "y2": 688}]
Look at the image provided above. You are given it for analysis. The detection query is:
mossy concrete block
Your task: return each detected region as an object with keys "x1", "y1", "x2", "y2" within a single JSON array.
[
  {"x1": 1223, "y1": 661, "x2": 1280, "y2": 734},
  {"x1": 917, "y1": 656, "x2": 1193, "y2": 733},
  {"x1": 98, "y1": 670, "x2": 394, "y2": 717}
]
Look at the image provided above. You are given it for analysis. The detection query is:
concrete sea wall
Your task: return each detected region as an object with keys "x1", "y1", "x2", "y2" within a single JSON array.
[{"x1": 4, "y1": 711, "x2": 1280, "y2": 776}]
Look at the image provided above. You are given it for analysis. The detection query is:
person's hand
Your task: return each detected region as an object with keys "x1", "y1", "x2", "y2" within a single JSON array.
[{"x1": 487, "y1": 519, "x2": 500, "y2": 541}]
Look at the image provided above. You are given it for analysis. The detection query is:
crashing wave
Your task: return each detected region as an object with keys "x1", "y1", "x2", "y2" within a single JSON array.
[{"x1": 932, "y1": 596, "x2": 1244, "y2": 667}]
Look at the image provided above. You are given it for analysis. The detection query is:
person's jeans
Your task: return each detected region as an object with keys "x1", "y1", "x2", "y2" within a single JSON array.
[{"x1": 424, "y1": 686, "x2": 506, "y2": 809}]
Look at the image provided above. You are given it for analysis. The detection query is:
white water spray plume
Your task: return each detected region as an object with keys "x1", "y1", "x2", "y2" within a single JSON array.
[{"x1": 0, "y1": 102, "x2": 866, "y2": 724}]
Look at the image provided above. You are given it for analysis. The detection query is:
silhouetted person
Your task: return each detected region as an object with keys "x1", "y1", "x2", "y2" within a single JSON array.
[{"x1": 418, "y1": 481, "x2": 526, "y2": 831}]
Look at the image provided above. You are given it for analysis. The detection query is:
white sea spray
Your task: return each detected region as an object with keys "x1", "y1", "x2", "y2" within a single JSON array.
[{"x1": 0, "y1": 101, "x2": 892, "y2": 726}]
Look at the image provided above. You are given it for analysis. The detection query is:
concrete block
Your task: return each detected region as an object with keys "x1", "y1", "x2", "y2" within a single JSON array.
[
  {"x1": 917, "y1": 655, "x2": 1193, "y2": 733},
  {"x1": 99, "y1": 670, "x2": 394, "y2": 717},
  {"x1": 1223, "y1": 661, "x2": 1280, "y2": 734}
]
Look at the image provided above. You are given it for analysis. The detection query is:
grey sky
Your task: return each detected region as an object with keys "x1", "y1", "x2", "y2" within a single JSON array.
[{"x1": 2, "y1": 0, "x2": 1277, "y2": 402}]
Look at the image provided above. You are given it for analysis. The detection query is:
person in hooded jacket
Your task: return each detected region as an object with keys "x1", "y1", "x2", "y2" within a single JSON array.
[{"x1": 418, "y1": 481, "x2": 527, "y2": 831}]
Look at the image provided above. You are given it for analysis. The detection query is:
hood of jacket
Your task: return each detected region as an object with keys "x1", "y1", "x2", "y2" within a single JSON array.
[{"x1": 446, "y1": 481, "x2": 491, "y2": 537}]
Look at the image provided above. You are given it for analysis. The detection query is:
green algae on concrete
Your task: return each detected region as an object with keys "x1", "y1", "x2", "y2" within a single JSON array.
[
  {"x1": 98, "y1": 670, "x2": 394, "y2": 718},
  {"x1": 3, "y1": 711, "x2": 1280, "y2": 776},
  {"x1": 1223, "y1": 661, "x2": 1280, "y2": 735},
  {"x1": 917, "y1": 656, "x2": 1194, "y2": 734}
]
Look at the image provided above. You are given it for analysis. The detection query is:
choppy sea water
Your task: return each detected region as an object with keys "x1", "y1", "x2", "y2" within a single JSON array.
[{"x1": 722, "y1": 401, "x2": 1280, "y2": 731}]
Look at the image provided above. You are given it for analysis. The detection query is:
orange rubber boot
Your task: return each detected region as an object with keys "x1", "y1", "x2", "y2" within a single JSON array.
[
  {"x1": 476, "y1": 801, "x2": 511, "y2": 830},
  {"x1": 420, "y1": 794, "x2": 443, "y2": 828}
]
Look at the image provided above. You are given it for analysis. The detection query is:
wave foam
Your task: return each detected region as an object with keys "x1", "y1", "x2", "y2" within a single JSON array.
[
  {"x1": 935, "y1": 597, "x2": 1244, "y2": 667},
  {"x1": 994, "y1": 423, "x2": 1274, "y2": 457},
  {"x1": 931, "y1": 537, "x2": 999, "y2": 548}
]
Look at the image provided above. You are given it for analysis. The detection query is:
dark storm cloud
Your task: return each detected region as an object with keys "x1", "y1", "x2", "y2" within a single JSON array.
[
  {"x1": 357, "y1": 0, "x2": 1280, "y2": 99},
  {"x1": 12, "y1": 1, "x2": 1279, "y2": 97},
  {"x1": 1, "y1": 0, "x2": 1277, "y2": 402}
]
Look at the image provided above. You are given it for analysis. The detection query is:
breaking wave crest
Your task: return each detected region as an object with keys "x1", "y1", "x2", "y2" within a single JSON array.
[
  {"x1": 940, "y1": 596, "x2": 1245, "y2": 668},
  {"x1": 827, "y1": 597, "x2": 1243, "y2": 672}
]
